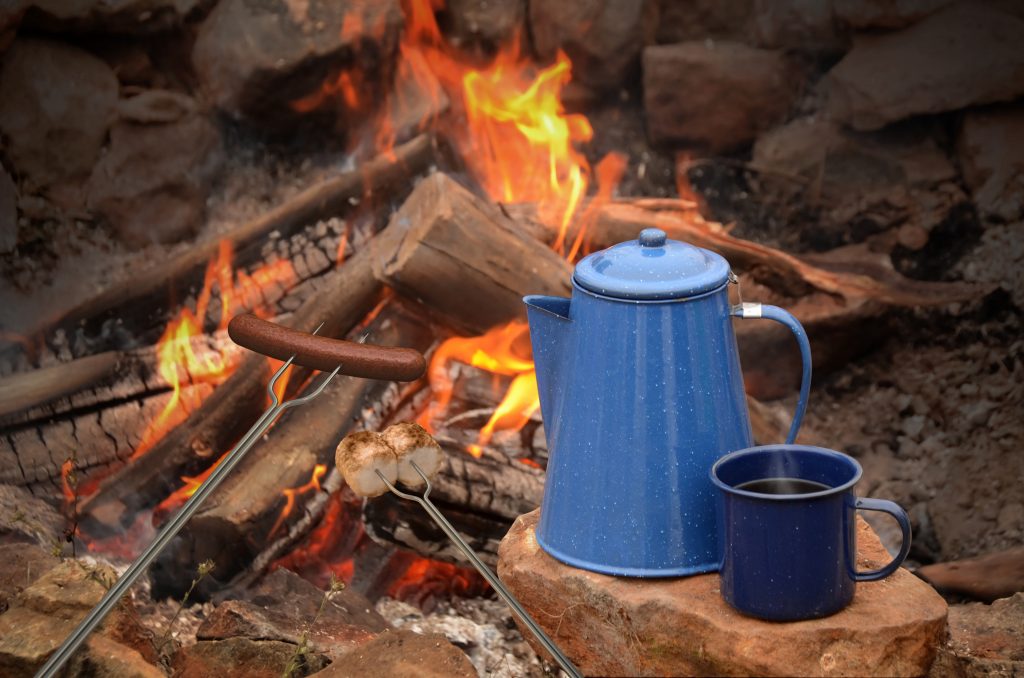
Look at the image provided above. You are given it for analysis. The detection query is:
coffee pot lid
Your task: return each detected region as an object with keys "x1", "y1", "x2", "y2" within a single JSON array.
[{"x1": 572, "y1": 228, "x2": 730, "y2": 300}]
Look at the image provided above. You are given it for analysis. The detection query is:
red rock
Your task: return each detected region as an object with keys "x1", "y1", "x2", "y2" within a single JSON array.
[
  {"x1": 245, "y1": 568, "x2": 390, "y2": 637},
  {"x1": 749, "y1": 0, "x2": 848, "y2": 52},
  {"x1": 0, "y1": 543, "x2": 58, "y2": 614},
  {"x1": 0, "y1": 168, "x2": 16, "y2": 253},
  {"x1": 0, "y1": 606, "x2": 79, "y2": 675},
  {"x1": 0, "y1": 38, "x2": 117, "y2": 202},
  {"x1": 25, "y1": 0, "x2": 205, "y2": 34},
  {"x1": 445, "y1": 0, "x2": 524, "y2": 47},
  {"x1": 932, "y1": 593, "x2": 1024, "y2": 676},
  {"x1": 87, "y1": 111, "x2": 222, "y2": 248},
  {"x1": 191, "y1": 0, "x2": 402, "y2": 127},
  {"x1": 18, "y1": 559, "x2": 158, "y2": 664},
  {"x1": 310, "y1": 629, "x2": 475, "y2": 678},
  {"x1": 67, "y1": 633, "x2": 164, "y2": 678},
  {"x1": 958, "y1": 104, "x2": 1024, "y2": 224},
  {"x1": 198, "y1": 598, "x2": 379, "y2": 661},
  {"x1": 643, "y1": 41, "x2": 799, "y2": 152},
  {"x1": 498, "y1": 509, "x2": 948, "y2": 677},
  {"x1": 651, "y1": 0, "x2": 753, "y2": 45},
  {"x1": 916, "y1": 546, "x2": 1024, "y2": 603},
  {"x1": 529, "y1": 0, "x2": 656, "y2": 92},
  {"x1": 0, "y1": 605, "x2": 160, "y2": 676},
  {"x1": 833, "y1": 0, "x2": 952, "y2": 29},
  {"x1": 173, "y1": 637, "x2": 329, "y2": 678},
  {"x1": 827, "y1": 4, "x2": 1024, "y2": 130}
]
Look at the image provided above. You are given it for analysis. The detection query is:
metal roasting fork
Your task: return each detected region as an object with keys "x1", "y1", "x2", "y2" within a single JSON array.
[
  {"x1": 36, "y1": 326, "x2": 342, "y2": 678},
  {"x1": 376, "y1": 462, "x2": 584, "y2": 678}
]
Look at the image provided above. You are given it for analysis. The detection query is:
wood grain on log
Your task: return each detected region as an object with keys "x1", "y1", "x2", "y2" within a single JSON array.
[
  {"x1": 362, "y1": 441, "x2": 544, "y2": 566},
  {"x1": 371, "y1": 172, "x2": 572, "y2": 335},
  {"x1": 0, "y1": 352, "x2": 120, "y2": 420},
  {"x1": 0, "y1": 329, "x2": 250, "y2": 497}
]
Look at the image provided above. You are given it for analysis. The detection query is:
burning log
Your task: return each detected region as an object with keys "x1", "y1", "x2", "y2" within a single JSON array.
[
  {"x1": 371, "y1": 172, "x2": 573, "y2": 335},
  {"x1": 361, "y1": 441, "x2": 545, "y2": 567},
  {"x1": 149, "y1": 303, "x2": 435, "y2": 596},
  {"x1": 27, "y1": 134, "x2": 436, "y2": 350},
  {"x1": 78, "y1": 234, "x2": 391, "y2": 536},
  {"x1": 0, "y1": 328, "x2": 248, "y2": 493}
]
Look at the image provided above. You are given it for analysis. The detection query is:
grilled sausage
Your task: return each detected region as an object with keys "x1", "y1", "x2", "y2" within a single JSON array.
[{"x1": 228, "y1": 314, "x2": 426, "y2": 381}]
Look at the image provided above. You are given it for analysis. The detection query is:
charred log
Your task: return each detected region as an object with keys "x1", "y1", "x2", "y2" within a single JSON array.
[{"x1": 361, "y1": 441, "x2": 544, "y2": 567}]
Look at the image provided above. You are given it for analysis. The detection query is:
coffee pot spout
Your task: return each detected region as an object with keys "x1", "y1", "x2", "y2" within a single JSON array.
[{"x1": 524, "y1": 295, "x2": 572, "y2": 418}]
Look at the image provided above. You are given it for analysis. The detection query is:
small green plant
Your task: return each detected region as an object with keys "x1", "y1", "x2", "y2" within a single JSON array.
[
  {"x1": 281, "y1": 574, "x2": 346, "y2": 678},
  {"x1": 159, "y1": 559, "x2": 216, "y2": 655}
]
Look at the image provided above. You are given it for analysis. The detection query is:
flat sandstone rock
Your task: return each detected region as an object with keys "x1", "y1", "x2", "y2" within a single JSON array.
[{"x1": 498, "y1": 510, "x2": 947, "y2": 677}]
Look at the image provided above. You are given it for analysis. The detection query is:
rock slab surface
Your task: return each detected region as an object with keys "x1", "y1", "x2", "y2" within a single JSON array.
[
  {"x1": 643, "y1": 41, "x2": 798, "y2": 153},
  {"x1": 827, "y1": 3, "x2": 1024, "y2": 130},
  {"x1": 958, "y1": 104, "x2": 1024, "y2": 224},
  {"x1": 498, "y1": 509, "x2": 948, "y2": 677}
]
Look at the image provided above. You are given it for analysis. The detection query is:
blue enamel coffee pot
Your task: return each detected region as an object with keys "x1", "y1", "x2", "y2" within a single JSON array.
[{"x1": 524, "y1": 228, "x2": 812, "y2": 577}]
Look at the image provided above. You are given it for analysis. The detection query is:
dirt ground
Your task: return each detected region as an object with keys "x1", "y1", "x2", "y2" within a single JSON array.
[{"x1": 802, "y1": 300, "x2": 1023, "y2": 566}]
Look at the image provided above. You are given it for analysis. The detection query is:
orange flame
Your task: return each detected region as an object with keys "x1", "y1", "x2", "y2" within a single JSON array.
[
  {"x1": 419, "y1": 321, "x2": 536, "y2": 457},
  {"x1": 268, "y1": 464, "x2": 327, "y2": 540},
  {"x1": 132, "y1": 244, "x2": 295, "y2": 461},
  {"x1": 60, "y1": 458, "x2": 76, "y2": 507},
  {"x1": 290, "y1": 0, "x2": 628, "y2": 457}
]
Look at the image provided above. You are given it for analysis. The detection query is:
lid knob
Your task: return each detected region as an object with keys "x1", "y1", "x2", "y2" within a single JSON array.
[{"x1": 638, "y1": 228, "x2": 667, "y2": 248}]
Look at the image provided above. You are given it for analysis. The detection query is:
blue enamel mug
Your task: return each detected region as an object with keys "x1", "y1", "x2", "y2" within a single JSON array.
[{"x1": 710, "y1": 445, "x2": 912, "y2": 621}]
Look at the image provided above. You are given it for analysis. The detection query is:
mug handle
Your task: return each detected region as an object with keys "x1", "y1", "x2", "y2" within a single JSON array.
[
  {"x1": 853, "y1": 497, "x2": 913, "y2": 581},
  {"x1": 732, "y1": 303, "x2": 812, "y2": 444}
]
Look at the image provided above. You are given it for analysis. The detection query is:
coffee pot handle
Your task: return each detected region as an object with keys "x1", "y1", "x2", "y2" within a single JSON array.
[
  {"x1": 732, "y1": 303, "x2": 812, "y2": 444},
  {"x1": 853, "y1": 497, "x2": 913, "y2": 581}
]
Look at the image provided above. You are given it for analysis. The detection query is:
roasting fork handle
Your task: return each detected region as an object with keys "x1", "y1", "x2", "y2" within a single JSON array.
[
  {"x1": 36, "y1": 330, "x2": 342, "y2": 678},
  {"x1": 377, "y1": 464, "x2": 585, "y2": 678}
]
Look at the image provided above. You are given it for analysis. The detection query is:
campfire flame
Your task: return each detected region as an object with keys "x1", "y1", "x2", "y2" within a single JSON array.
[
  {"x1": 381, "y1": 0, "x2": 626, "y2": 453},
  {"x1": 268, "y1": 464, "x2": 327, "y2": 540},
  {"x1": 132, "y1": 242, "x2": 296, "y2": 461}
]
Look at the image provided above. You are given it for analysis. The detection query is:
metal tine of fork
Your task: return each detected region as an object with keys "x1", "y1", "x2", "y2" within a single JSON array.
[
  {"x1": 376, "y1": 464, "x2": 584, "y2": 678},
  {"x1": 37, "y1": 321, "x2": 339, "y2": 678}
]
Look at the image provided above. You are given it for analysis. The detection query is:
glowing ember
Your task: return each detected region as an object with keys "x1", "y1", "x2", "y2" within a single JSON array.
[
  {"x1": 268, "y1": 464, "x2": 327, "y2": 540},
  {"x1": 271, "y1": 492, "x2": 363, "y2": 587},
  {"x1": 386, "y1": 554, "x2": 488, "y2": 605}
]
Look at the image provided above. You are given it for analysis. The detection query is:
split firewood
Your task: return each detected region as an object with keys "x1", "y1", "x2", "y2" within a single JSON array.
[
  {"x1": 0, "y1": 351, "x2": 120, "y2": 421},
  {"x1": 381, "y1": 422, "x2": 443, "y2": 488},
  {"x1": 371, "y1": 172, "x2": 572, "y2": 335},
  {"x1": 336, "y1": 431, "x2": 400, "y2": 498}
]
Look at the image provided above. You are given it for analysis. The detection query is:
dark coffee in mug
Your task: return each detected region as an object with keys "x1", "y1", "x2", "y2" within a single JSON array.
[{"x1": 734, "y1": 477, "x2": 830, "y2": 495}]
